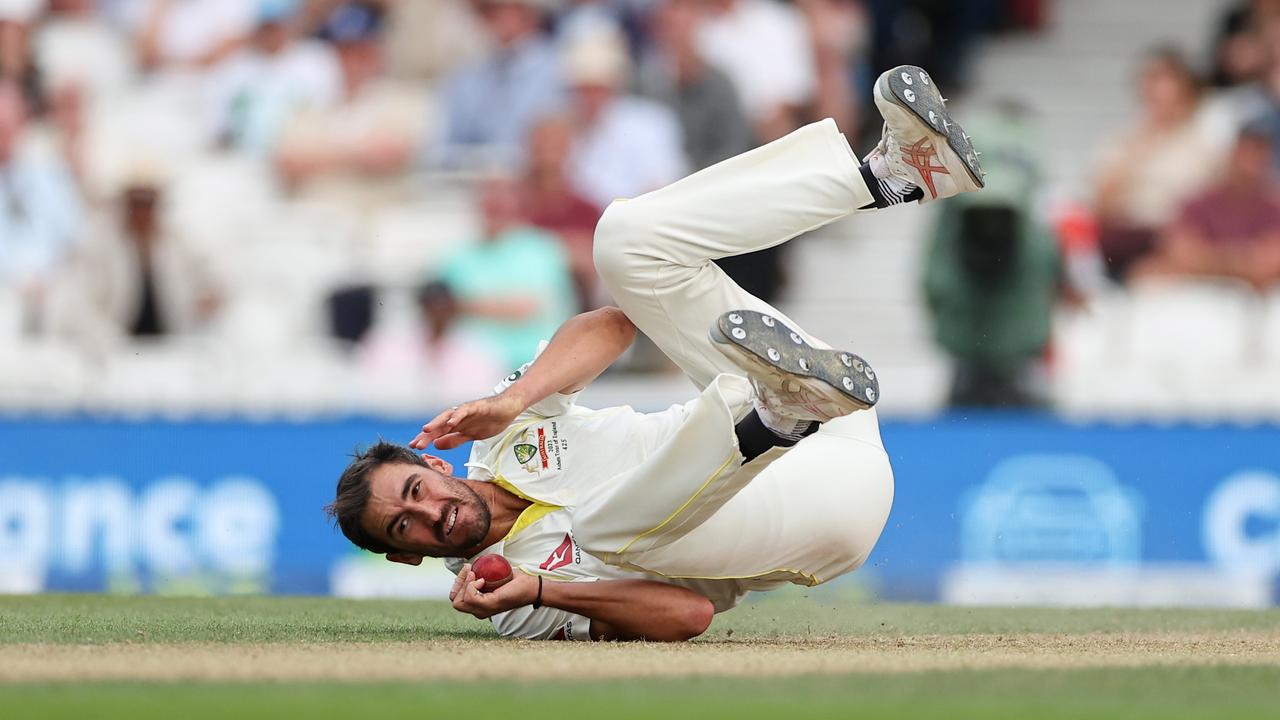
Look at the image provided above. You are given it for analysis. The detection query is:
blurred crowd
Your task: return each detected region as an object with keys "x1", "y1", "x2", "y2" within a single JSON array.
[
  {"x1": 0, "y1": 0, "x2": 1043, "y2": 412},
  {"x1": 1092, "y1": 3, "x2": 1280, "y2": 291},
  {"x1": 924, "y1": 0, "x2": 1280, "y2": 409}
]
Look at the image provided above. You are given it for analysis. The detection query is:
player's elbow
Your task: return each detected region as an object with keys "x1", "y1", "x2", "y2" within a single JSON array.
[{"x1": 668, "y1": 594, "x2": 715, "y2": 642}]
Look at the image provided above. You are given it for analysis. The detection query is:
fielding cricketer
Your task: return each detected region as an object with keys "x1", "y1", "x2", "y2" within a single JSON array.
[{"x1": 326, "y1": 65, "x2": 985, "y2": 641}]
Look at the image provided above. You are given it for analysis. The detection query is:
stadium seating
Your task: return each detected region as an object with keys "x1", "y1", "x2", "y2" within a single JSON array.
[{"x1": 1054, "y1": 279, "x2": 1279, "y2": 419}]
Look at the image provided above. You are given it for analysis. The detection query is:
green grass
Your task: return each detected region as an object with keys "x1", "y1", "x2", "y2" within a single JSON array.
[
  {"x1": 3, "y1": 593, "x2": 1279, "y2": 644},
  {"x1": 3, "y1": 668, "x2": 1279, "y2": 720},
  {"x1": 3, "y1": 594, "x2": 1279, "y2": 719}
]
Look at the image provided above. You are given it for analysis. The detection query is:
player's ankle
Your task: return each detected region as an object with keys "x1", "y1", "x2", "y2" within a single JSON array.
[
  {"x1": 859, "y1": 157, "x2": 923, "y2": 210},
  {"x1": 752, "y1": 403, "x2": 819, "y2": 443}
]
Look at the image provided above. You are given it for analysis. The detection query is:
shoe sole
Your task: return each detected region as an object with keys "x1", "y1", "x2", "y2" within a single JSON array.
[
  {"x1": 876, "y1": 65, "x2": 985, "y2": 188},
  {"x1": 710, "y1": 310, "x2": 879, "y2": 411}
]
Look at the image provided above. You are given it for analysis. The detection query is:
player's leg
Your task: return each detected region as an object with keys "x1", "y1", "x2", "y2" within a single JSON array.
[
  {"x1": 593, "y1": 65, "x2": 984, "y2": 393},
  {"x1": 591, "y1": 117, "x2": 862, "y2": 393},
  {"x1": 573, "y1": 66, "x2": 975, "y2": 568},
  {"x1": 577, "y1": 409, "x2": 894, "y2": 586}
]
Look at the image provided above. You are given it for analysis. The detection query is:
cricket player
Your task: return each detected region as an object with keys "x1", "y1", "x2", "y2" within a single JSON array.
[{"x1": 326, "y1": 66, "x2": 984, "y2": 641}]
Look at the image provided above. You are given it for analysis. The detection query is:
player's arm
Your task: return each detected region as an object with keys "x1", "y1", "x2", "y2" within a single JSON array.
[
  {"x1": 411, "y1": 307, "x2": 636, "y2": 450},
  {"x1": 451, "y1": 565, "x2": 714, "y2": 642}
]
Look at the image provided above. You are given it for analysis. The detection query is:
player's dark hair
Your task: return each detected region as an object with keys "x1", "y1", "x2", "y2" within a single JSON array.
[{"x1": 324, "y1": 441, "x2": 429, "y2": 554}]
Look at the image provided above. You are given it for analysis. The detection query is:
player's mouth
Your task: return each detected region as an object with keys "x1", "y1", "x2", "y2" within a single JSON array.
[{"x1": 445, "y1": 506, "x2": 458, "y2": 536}]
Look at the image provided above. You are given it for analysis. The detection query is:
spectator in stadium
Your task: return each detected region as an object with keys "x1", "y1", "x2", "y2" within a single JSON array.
[
  {"x1": 1210, "y1": 0, "x2": 1280, "y2": 88},
  {"x1": 274, "y1": 1, "x2": 426, "y2": 208},
  {"x1": 355, "y1": 280, "x2": 506, "y2": 402},
  {"x1": 437, "y1": 175, "x2": 576, "y2": 371},
  {"x1": 57, "y1": 174, "x2": 222, "y2": 346},
  {"x1": 865, "y1": 0, "x2": 999, "y2": 94},
  {"x1": 381, "y1": 0, "x2": 486, "y2": 82},
  {"x1": 416, "y1": 280, "x2": 506, "y2": 392},
  {"x1": 799, "y1": 0, "x2": 867, "y2": 145},
  {"x1": 130, "y1": 0, "x2": 257, "y2": 71},
  {"x1": 637, "y1": 0, "x2": 789, "y2": 303},
  {"x1": 0, "y1": 79, "x2": 83, "y2": 331},
  {"x1": 1093, "y1": 48, "x2": 1219, "y2": 282},
  {"x1": 1135, "y1": 125, "x2": 1280, "y2": 292},
  {"x1": 697, "y1": 0, "x2": 816, "y2": 143},
  {"x1": 561, "y1": 28, "x2": 687, "y2": 210},
  {"x1": 1198, "y1": 8, "x2": 1277, "y2": 155},
  {"x1": 521, "y1": 114, "x2": 601, "y2": 310},
  {"x1": 34, "y1": 0, "x2": 137, "y2": 104},
  {"x1": 1226, "y1": 15, "x2": 1280, "y2": 170},
  {"x1": 430, "y1": 0, "x2": 565, "y2": 170},
  {"x1": 555, "y1": 0, "x2": 626, "y2": 47},
  {"x1": 204, "y1": 0, "x2": 342, "y2": 156},
  {"x1": 636, "y1": 0, "x2": 752, "y2": 171},
  {"x1": 0, "y1": 0, "x2": 43, "y2": 110}
]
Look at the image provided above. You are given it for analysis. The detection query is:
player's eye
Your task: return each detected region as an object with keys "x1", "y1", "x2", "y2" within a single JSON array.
[
  {"x1": 413, "y1": 481, "x2": 421, "y2": 499},
  {"x1": 399, "y1": 518, "x2": 408, "y2": 534}
]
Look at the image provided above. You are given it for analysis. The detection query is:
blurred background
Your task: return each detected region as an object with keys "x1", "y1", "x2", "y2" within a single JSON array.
[{"x1": 1, "y1": 0, "x2": 1278, "y2": 608}]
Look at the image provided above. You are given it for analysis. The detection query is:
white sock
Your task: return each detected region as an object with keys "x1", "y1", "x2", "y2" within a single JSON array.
[
  {"x1": 754, "y1": 401, "x2": 815, "y2": 442},
  {"x1": 868, "y1": 149, "x2": 916, "y2": 194}
]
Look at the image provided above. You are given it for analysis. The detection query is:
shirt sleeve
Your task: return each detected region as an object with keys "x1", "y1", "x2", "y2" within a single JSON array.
[
  {"x1": 492, "y1": 341, "x2": 583, "y2": 418},
  {"x1": 490, "y1": 604, "x2": 593, "y2": 641}
]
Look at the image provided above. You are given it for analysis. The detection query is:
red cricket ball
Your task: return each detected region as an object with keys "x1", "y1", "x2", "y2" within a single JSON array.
[{"x1": 472, "y1": 554, "x2": 514, "y2": 592}]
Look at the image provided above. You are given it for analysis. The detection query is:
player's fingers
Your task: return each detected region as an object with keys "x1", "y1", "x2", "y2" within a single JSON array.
[
  {"x1": 432, "y1": 432, "x2": 468, "y2": 450},
  {"x1": 445, "y1": 405, "x2": 471, "y2": 428},
  {"x1": 410, "y1": 412, "x2": 451, "y2": 448},
  {"x1": 449, "y1": 569, "x2": 467, "y2": 600}
]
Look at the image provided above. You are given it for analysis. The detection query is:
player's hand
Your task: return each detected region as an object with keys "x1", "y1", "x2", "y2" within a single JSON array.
[
  {"x1": 410, "y1": 394, "x2": 525, "y2": 451},
  {"x1": 449, "y1": 564, "x2": 539, "y2": 620}
]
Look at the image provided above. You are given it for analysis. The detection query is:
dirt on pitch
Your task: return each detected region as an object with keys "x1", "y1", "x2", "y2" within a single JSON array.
[{"x1": 4, "y1": 632, "x2": 1280, "y2": 682}]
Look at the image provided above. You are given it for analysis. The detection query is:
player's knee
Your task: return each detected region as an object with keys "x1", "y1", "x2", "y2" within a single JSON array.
[
  {"x1": 592, "y1": 200, "x2": 648, "y2": 282},
  {"x1": 828, "y1": 530, "x2": 871, "y2": 569}
]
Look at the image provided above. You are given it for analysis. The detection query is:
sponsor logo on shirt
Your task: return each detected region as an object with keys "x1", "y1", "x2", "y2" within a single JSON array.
[
  {"x1": 540, "y1": 532, "x2": 579, "y2": 571},
  {"x1": 537, "y1": 428, "x2": 550, "y2": 469}
]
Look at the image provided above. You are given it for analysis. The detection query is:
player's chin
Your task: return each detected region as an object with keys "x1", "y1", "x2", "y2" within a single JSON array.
[{"x1": 454, "y1": 503, "x2": 490, "y2": 549}]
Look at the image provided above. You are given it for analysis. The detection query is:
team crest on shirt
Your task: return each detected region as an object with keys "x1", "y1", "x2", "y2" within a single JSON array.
[
  {"x1": 513, "y1": 443, "x2": 537, "y2": 465},
  {"x1": 510, "y1": 423, "x2": 568, "y2": 474}
]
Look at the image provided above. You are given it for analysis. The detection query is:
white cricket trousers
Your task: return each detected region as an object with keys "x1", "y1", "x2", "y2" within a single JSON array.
[{"x1": 576, "y1": 119, "x2": 895, "y2": 600}]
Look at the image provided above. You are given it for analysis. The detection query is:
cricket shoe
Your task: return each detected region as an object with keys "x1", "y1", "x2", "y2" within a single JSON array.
[
  {"x1": 710, "y1": 310, "x2": 879, "y2": 424},
  {"x1": 868, "y1": 65, "x2": 986, "y2": 203}
]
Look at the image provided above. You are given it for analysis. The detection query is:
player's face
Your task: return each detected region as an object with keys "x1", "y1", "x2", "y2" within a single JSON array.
[{"x1": 361, "y1": 463, "x2": 491, "y2": 557}]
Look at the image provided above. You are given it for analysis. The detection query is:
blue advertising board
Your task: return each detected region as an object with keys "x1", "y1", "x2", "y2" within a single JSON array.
[{"x1": 2, "y1": 414, "x2": 1277, "y2": 604}]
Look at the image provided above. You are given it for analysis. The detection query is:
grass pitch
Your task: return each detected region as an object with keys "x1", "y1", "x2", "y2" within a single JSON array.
[{"x1": 2, "y1": 594, "x2": 1278, "y2": 719}]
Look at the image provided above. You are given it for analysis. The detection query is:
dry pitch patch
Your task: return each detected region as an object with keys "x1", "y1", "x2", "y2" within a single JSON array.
[
  {"x1": 3, "y1": 631, "x2": 1280, "y2": 682},
  {"x1": 3, "y1": 595, "x2": 1280, "y2": 683}
]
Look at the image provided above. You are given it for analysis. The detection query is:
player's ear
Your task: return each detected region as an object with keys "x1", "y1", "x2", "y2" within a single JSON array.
[
  {"x1": 420, "y1": 453, "x2": 454, "y2": 476},
  {"x1": 386, "y1": 553, "x2": 424, "y2": 566}
]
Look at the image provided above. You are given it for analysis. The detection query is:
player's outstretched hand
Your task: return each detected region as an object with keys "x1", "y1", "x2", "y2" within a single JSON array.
[
  {"x1": 410, "y1": 394, "x2": 525, "y2": 451},
  {"x1": 449, "y1": 563, "x2": 540, "y2": 620}
]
